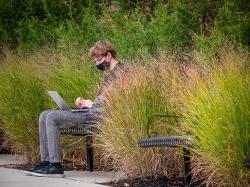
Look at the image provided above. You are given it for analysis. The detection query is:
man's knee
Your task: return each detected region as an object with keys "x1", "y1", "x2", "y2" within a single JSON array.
[
  {"x1": 39, "y1": 110, "x2": 55, "y2": 124},
  {"x1": 45, "y1": 110, "x2": 61, "y2": 123}
]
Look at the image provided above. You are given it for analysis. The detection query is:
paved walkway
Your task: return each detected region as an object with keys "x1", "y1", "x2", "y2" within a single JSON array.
[{"x1": 0, "y1": 154, "x2": 113, "y2": 187}]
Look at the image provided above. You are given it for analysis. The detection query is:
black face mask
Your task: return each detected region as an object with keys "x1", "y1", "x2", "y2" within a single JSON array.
[{"x1": 96, "y1": 61, "x2": 110, "y2": 71}]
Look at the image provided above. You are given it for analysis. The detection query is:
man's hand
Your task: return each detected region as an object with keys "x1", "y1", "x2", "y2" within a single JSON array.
[
  {"x1": 75, "y1": 97, "x2": 83, "y2": 108},
  {"x1": 75, "y1": 97, "x2": 93, "y2": 108},
  {"x1": 80, "y1": 99, "x2": 93, "y2": 108}
]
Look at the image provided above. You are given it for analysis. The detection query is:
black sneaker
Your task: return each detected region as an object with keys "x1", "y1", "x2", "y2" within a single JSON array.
[
  {"x1": 27, "y1": 164, "x2": 65, "y2": 178},
  {"x1": 24, "y1": 161, "x2": 50, "y2": 175}
]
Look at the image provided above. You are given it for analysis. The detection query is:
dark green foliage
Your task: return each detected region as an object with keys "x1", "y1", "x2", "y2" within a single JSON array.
[
  {"x1": 194, "y1": 0, "x2": 250, "y2": 60},
  {"x1": 0, "y1": 0, "x2": 100, "y2": 46},
  {"x1": 146, "y1": 2, "x2": 200, "y2": 54},
  {"x1": 0, "y1": 0, "x2": 249, "y2": 57},
  {"x1": 213, "y1": 0, "x2": 250, "y2": 46}
]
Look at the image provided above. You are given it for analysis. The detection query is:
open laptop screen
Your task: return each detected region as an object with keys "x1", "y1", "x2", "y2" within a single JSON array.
[{"x1": 47, "y1": 91, "x2": 71, "y2": 111}]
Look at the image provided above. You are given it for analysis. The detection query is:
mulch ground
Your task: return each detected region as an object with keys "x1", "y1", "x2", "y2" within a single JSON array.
[
  {"x1": 101, "y1": 176, "x2": 182, "y2": 187},
  {"x1": 101, "y1": 176, "x2": 205, "y2": 187}
]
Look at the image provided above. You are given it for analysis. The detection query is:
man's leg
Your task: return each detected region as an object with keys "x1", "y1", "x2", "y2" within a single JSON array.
[
  {"x1": 24, "y1": 109, "x2": 54, "y2": 174},
  {"x1": 30, "y1": 110, "x2": 94, "y2": 177},
  {"x1": 39, "y1": 110, "x2": 55, "y2": 162},
  {"x1": 46, "y1": 110, "x2": 94, "y2": 163}
]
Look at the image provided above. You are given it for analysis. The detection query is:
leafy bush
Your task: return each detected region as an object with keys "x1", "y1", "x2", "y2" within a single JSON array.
[
  {"x1": 15, "y1": 18, "x2": 57, "y2": 51},
  {"x1": 146, "y1": 2, "x2": 199, "y2": 55},
  {"x1": 194, "y1": 0, "x2": 250, "y2": 61},
  {"x1": 3, "y1": 1, "x2": 249, "y2": 58},
  {"x1": 213, "y1": 0, "x2": 250, "y2": 47}
]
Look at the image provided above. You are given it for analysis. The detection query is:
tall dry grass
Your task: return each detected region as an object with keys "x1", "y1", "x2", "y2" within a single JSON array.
[
  {"x1": 1, "y1": 45, "x2": 249, "y2": 186},
  {"x1": 175, "y1": 47, "x2": 250, "y2": 186},
  {"x1": 0, "y1": 49, "x2": 46, "y2": 161},
  {"x1": 95, "y1": 46, "x2": 250, "y2": 186},
  {"x1": 0, "y1": 48, "x2": 102, "y2": 163},
  {"x1": 95, "y1": 63, "x2": 184, "y2": 180}
]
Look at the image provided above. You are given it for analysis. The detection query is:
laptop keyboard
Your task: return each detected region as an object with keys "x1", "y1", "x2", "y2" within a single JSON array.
[{"x1": 71, "y1": 108, "x2": 89, "y2": 112}]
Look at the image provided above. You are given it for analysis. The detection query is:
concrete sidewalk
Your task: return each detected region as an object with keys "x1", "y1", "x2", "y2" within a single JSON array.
[{"x1": 0, "y1": 154, "x2": 114, "y2": 187}]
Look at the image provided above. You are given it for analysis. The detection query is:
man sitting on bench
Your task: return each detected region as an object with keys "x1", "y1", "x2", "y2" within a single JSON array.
[{"x1": 24, "y1": 40, "x2": 127, "y2": 178}]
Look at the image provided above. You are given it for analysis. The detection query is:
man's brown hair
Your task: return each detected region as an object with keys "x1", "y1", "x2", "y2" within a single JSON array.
[{"x1": 89, "y1": 41, "x2": 117, "y2": 59}]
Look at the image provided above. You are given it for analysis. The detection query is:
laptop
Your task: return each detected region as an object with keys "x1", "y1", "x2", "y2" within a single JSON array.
[{"x1": 47, "y1": 91, "x2": 89, "y2": 113}]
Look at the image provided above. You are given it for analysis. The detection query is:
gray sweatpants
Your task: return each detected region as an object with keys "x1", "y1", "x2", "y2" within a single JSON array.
[{"x1": 39, "y1": 109, "x2": 98, "y2": 163}]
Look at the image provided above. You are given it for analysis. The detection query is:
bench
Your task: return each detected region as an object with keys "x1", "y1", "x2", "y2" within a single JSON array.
[
  {"x1": 138, "y1": 135, "x2": 193, "y2": 187},
  {"x1": 139, "y1": 114, "x2": 250, "y2": 187},
  {"x1": 138, "y1": 114, "x2": 193, "y2": 187},
  {"x1": 59, "y1": 125, "x2": 100, "y2": 172}
]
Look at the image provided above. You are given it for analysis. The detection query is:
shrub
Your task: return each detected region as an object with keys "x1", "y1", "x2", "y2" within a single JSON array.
[
  {"x1": 15, "y1": 18, "x2": 57, "y2": 51},
  {"x1": 213, "y1": 0, "x2": 250, "y2": 47},
  {"x1": 194, "y1": 0, "x2": 250, "y2": 62},
  {"x1": 147, "y1": 2, "x2": 200, "y2": 55}
]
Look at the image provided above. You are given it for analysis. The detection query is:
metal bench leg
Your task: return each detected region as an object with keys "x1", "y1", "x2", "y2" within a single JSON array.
[
  {"x1": 183, "y1": 147, "x2": 191, "y2": 187},
  {"x1": 86, "y1": 135, "x2": 93, "y2": 172}
]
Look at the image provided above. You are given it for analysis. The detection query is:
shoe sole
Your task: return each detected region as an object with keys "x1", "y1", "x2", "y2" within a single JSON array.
[
  {"x1": 24, "y1": 171, "x2": 64, "y2": 178},
  {"x1": 24, "y1": 170, "x2": 33, "y2": 175}
]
